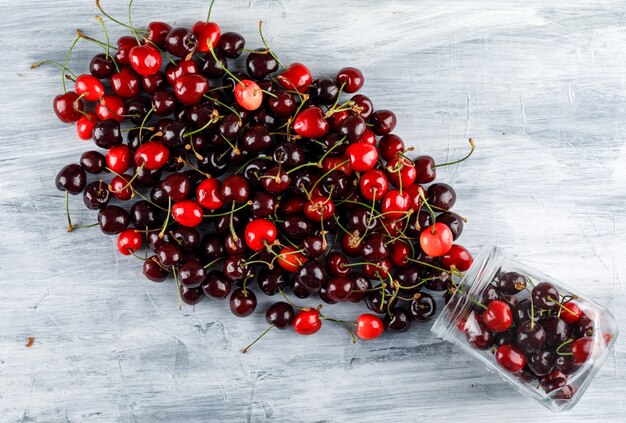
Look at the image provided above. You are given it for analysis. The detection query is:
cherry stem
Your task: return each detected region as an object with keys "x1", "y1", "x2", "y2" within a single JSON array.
[
  {"x1": 172, "y1": 266, "x2": 183, "y2": 310},
  {"x1": 530, "y1": 286, "x2": 536, "y2": 330},
  {"x1": 277, "y1": 287, "x2": 302, "y2": 309},
  {"x1": 203, "y1": 200, "x2": 251, "y2": 218},
  {"x1": 30, "y1": 60, "x2": 77, "y2": 78},
  {"x1": 61, "y1": 36, "x2": 81, "y2": 93},
  {"x1": 203, "y1": 256, "x2": 225, "y2": 269},
  {"x1": 159, "y1": 197, "x2": 172, "y2": 239},
  {"x1": 229, "y1": 202, "x2": 238, "y2": 242},
  {"x1": 451, "y1": 283, "x2": 488, "y2": 310},
  {"x1": 95, "y1": 15, "x2": 112, "y2": 61},
  {"x1": 318, "y1": 314, "x2": 356, "y2": 344},
  {"x1": 206, "y1": 0, "x2": 216, "y2": 22},
  {"x1": 435, "y1": 138, "x2": 476, "y2": 168},
  {"x1": 65, "y1": 191, "x2": 74, "y2": 232},
  {"x1": 96, "y1": 0, "x2": 140, "y2": 31},
  {"x1": 406, "y1": 258, "x2": 462, "y2": 277},
  {"x1": 547, "y1": 296, "x2": 577, "y2": 316},
  {"x1": 184, "y1": 109, "x2": 220, "y2": 137},
  {"x1": 203, "y1": 94, "x2": 242, "y2": 121},
  {"x1": 242, "y1": 325, "x2": 274, "y2": 353},
  {"x1": 258, "y1": 20, "x2": 286, "y2": 69},
  {"x1": 107, "y1": 163, "x2": 144, "y2": 194},
  {"x1": 308, "y1": 159, "x2": 350, "y2": 202},
  {"x1": 207, "y1": 46, "x2": 243, "y2": 87},
  {"x1": 418, "y1": 190, "x2": 437, "y2": 231},
  {"x1": 430, "y1": 205, "x2": 468, "y2": 223},
  {"x1": 555, "y1": 338, "x2": 574, "y2": 356},
  {"x1": 137, "y1": 106, "x2": 154, "y2": 144},
  {"x1": 327, "y1": 82, "x2": 346, "y2": 116}
]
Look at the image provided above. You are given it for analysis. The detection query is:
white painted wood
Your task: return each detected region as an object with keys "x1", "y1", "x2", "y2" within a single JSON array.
[{"x1": 0, "y1": 0, "x2": 624, "y2": 421}]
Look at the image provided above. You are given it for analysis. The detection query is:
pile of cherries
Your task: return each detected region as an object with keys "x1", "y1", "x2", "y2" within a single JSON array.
[
  {"x1": 47, "y1": 0, "x2": 476, "y2": 349},
  {"x1": 456, "y1": 271, "x2": 610, "y2": 399}
]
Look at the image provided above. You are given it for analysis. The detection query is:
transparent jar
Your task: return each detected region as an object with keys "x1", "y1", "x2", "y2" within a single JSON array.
[{"x1": 431, "y1": 245, "x2": 619, "y2": 412}]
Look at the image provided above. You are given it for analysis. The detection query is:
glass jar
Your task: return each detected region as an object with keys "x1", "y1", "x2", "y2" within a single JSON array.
[{"x1": 431, "y1": 244, "x2": 618, "y2": 412}]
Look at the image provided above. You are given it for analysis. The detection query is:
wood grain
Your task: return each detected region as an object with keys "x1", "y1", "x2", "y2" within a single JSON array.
[{"x1": 0, "y1": 1, "x2": 624, "y2": 421}]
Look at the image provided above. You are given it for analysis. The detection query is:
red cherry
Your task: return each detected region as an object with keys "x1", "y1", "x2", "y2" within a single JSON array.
[
  {"x1": 495, "y1": 344, "x2": 526, "y2": 373},
  {"x1": 560, "y1": 301, "x2": 583, "y2": 324},
  {"x1": 196, "y1": 178, "x2": 224, "y2": 210},
  {"x1": 363, "y1": 258, "x2": 391, "y2": 280},
  {"x1": 106, "y1": 145, "x2": 132, "y2": 175},
  {"x1": 76, "y1": 113, "x2": 98, "y2": 140},
  {"x1": 571, "y1": 336, "x2": 601, "y2": 365},
  {"x1": 340, "y1": 233, "x2": 362, "y2": 257},
  {"x1": 172, "y1": 200, "x2": 204, "y2": 227},
  {"x1": 442, "y1": 244, "x2": 473, "y2": 271},
  {"x1": 386, "y1": 156, "x2": 416, "y2": 188},
  {"x1": 304, "y1": 197, "x2": 335, "y2": 222},
  {"x1": 244, "y1": 218, "x2": 278, "y2": 251},
  {"x1": 293, "y1": 308, "x2": 322, "y2": 335},
  {"x1": 146, "y1": 21, "x2": 172, "y2": 48},
  {"x1": 482, "y1": 300, "x2": 513, "y2": 332},
  {"x1": 134, "y1": 141, "x2": 169, "y2": 170},
  {"x1": 346, "y1": 142, "x2": 378, "y2": 172},
  {"x1": 360, "y1": 169, "x2": 388, "y2": 201},
  {"x1": 369, "y1": 109, "x2": 397, "y2": 136},
  {"x1": 358, "y1": 128, "x2": 376, "y2": 145},
  {"x1": 322, "y1": 156, "x2": 352, "y2": 176},
  {"x1": 381, "y1": 190, "x2": 410, "y2": 220},
  {"x1": 389, "y1": 240, "x2": 411, "y2": 266},
  {"x1": 382, "y1": 218, "x2": 404, "y2": 237},
  {"x1": 277, "y1": 246, "x2": 307, "y2": 272},
  {"x1": 117, "y1": 229, "x2": 143, "y2": 255},
  {"x1": 74, "y1": 74, "x2": 105, "y2": 101},
  {"x1": 336, "y1": 67, "x2": 364, "y2": 93},
  {"x1": 192, "y1": 21, "x2": 221, "y2": 52},
  {"x1": 111, "y1": 67, "x2": 141, "y2": 98},
  {"x1": 129, "y1": 44, "x2": 163, "y2": 76},
  {"x1": 96, "y1": 95, "x2": 126, "y2": 122},
  {"x1": 234, "y1": 80, "x2": 263, "y2": 111},
  {"x1": 114, "y1": 36, "x2": 140, "y2": 65},
  {"x1": 356, "y1": 313, "x2": 384, "y2": 340},
  {"x1": 278, "y1": 63, "x2": 312, "y2": 92},
  {"x1": 293, "y1": 107, "x2": 329, "y2": 139},
  {"x1": 419, "y1": 222, "x2": 453, "y2": 257},
  {"x1": 174, "y1": 74, "x2": 209, "y2": 105},
  {"x1": 378, "y1": 134, "x2": 404, "y2": 162},
  {"x1": 404, "y1": 183, "x2": 425, "y2": 211},
  {"x1": 53, "y1": 91, "x2": 84, "y2": 123},
  {"x1": 414, "y1": 155, "x2": 436, "y2": 183},
  {"x1": 165, "y1": 59, "x2": 199, "y2": 85},
  {"x1": 327, "y1": 110, "x2": 349, "y2": 132},
  {"x1": 109, "y1": 174, "x2": 134, "y2": 201}
]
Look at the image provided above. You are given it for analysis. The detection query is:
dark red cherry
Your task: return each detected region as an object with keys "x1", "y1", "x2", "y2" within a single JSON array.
[
  {"x1": 336, "y1": 67, "x2": 364, "y2": 93},
  {"x1": 53, "y1": 91, "x2": 83, "y2": 123},
  {"x1": 165, "y1": 27, "x2": 198, "y2": 58},
  {"x1": 55, "y1": 164, "x2": 86, "y2": 195},
  {"x1": 369, "y1": 110, "x2": 396, "y2": 135},
  {"x1": 229, "y1": 288, "x2": 257, "y2": 317}
]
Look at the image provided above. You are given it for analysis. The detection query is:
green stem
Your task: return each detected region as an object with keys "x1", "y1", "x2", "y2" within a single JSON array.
[
  {"x1": 242, "y1": 325, "x2": 273, "y2": 353},
  {"x1": 258, "y1": 20, "x2": 286, "y2": 69},
  {"x1": 62, "y1": 36, "x2": 81, "y2": 93},
  {"x1": 435, "y1": 138, "x2": 475, "y2": 168}
]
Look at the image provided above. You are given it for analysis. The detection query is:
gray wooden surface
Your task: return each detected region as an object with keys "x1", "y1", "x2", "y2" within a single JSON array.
[{"x1": 1, "y1": 0, "x2": 624, "y2": 421}]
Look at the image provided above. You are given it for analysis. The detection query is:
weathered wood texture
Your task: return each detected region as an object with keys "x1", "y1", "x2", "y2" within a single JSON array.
[{"x1": 0, "y1": 1, "x2": 624, "y2": 422}]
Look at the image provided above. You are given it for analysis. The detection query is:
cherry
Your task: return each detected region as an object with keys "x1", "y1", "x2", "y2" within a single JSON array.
[
  {"x1": 218, "y1": 32, "x2": 245, "y2": 58},
  {"x1": 53, "y1": 91, "x2": 84, "y2": 123},
  {"x1": 338, "y1": 115, "x2": 366, "y2": 141},
  {"x1": 293, "y1": 107, "x2": 329, "y2": 139},
  {"x1": 80, "y1": 151, "x2": 105, "y2": 174},
  {"x1": 165, "y1": 27, "x2": 198, "y2": 58},
  {"x1": 146, "y1": 21, "x2": 173, "y2": 47},
  {"x1": 244, "y1": 219, "x2": 277, "y2": 251},
  {"x1": 326, "y1": 276, "x2": 353, "y2": 302},
  {"x1": 111, "y1": 67, "x2": 141, "y2": 98},
  {"x1": 574, "y1": 314, "x2": 594, "y2": 338},
  {"x1": 203, "y1": 270, "x2": 232, "y2": 299},
  {"x1": 386, "y1": 156, "x2": 416, "y2": 188},
  {"x1": 262, "y1": 302, "x2": 295, "y2": 330},
  {"x1": 193, "y1": 21, "x2": 221, "y2": 54},
  {"x1": 172, "y1": 200, "x2": 203, "y2": 227},
  {"x1": 378, "y1": 134, "x2": 404, "y2": 162},
  {"x1": 346, "y1": 142, "x2": 378, "y2": 172},
  {"x1": 441, "y1": 244, "x2": 473, "y2": 271},
  {"x1": 571, "y1": 336, "x2": 595, "y2": 365},
  {"x1": 497, "y1": 271, "x2": 526, "y2": 295},
  {"x1": 437, "y1": 212, "x2": 464, "y2": 240},
  {"x1": 229, "y1": 288, "x2": 257, "y2": 317},
  {"x1": 293, "y1": 308, "x2": 322, "y2": 335},
  {"x1": 369, "y1": 110, "x2": 396, "y2": 135},
  {"x1": 539, "y1": 370, "x2": 567, "y2": 394},
  {"x1": 96, "y1": 95, "x2": 126, "y2": 122},
  {"x1": 463, "y1": 314, "x2": 494, "y2": 349},
  {"x1": 161, "y1": 173, "x2": 190, "y2": 202},
  {"x1": 355, "y1": 313, "x2": 383, "y2": 340},
  {"x1": 56, "y1": 164, "x2": 86, "y2": 195},
  {"x1": 277, "y1": 246, "x2": 307, "y2": 272},
  {"x1": 363, "y1": 257, "x2": 391, "y2": 280},
  {"x1": 360, "y1": 233, "x2": 389, "y2": 261},
  {"x1": 117, "y1": 229, "x2": 143, "y2": 256},
  {"x1": 246, "y1": 49, "x2": 278, "y2": 79},
  {"x1": 174, "y1": 74, "x2": 209, "y2": 105},
  {"x1": 515, "y1": 321, "x2": 546, "y2": 353},
  {"x1": 89, "y1": 53, "x2": 115, "y2": 79},
  {"x1": 360, "y1": 169, "x2": 388, "y2": 201},
  {"x1": 380, "y1": 190, "x2": 409, "y2": 220},
  {"x1": 98, "y1": 205, "x2": 129, "y2": 235},
  {"x1": 419, "y1": 223, "x2": 453, "y2": 257},
  {"x1": 389, "y1": 240, "x2": 411, "y2": 267},
  {"x1": 527, "y1": 349, "x2": 556, "y2": 377},
  {"x1": 165, "y1": 59, "x2": 199, "y2": 85},
  {"x1": 304, "y1": 197, "x2": 335, "y2": 222},
  {"x1": 130, "y1": 201, "x2": 158, "y2": 228},
  {"x1": 129, "y1": 44, "x2": 162, "y2": 76},
  {"x1": 385, "y1": 307, "x2": 412, "y2": 332},
  {"x1": 74, "y1": 74, "x2": 105, "y2": 101},
  {"x1": 336, "y1": 67, "x2": 364, "y2": 93},
  {"x1": 109, "y1": 174, "x2": 134, "y2": 201},
  {"x1": 143, "y1": 257, "x2": 169, "y2": 282},
  {"x1": 221, "y1": 175, "x2": 250, "y2": 204},
  {"x1": 560, "y1": 301, "x2": 582, "y2": 324},
  {"x1": 324, "y1": 252, "x2": 350, "y2": 277},
  {"x1": 179, "y1": 259, "x2": 206, "y2": 288},
  {"x1": 115, "y1": 36, "x2": 140, "y2": 65},
  {"x1": 413, "y1": 155, "x2": 436, "y2": 184},
  {"x1": 106, "y1": 145, "x2": 132, "y2": 175},
  {"x1": 427, "y1": 183, "x2": 456, "y2": 210},
  {"x1": 410, "y1": 293, "x2": 437, "y2": 321},
  {"x1": 403, "y1": 183, "x2": 425, "y2": 212},
  {"x1": 83, "y1": 181, "x2": 111, "y2": 210},
  {"x1": 482, "y1": 300, "x2": 513, "y2": 332},
  {"x1": 194, "y1": 178, "x2": 223, "y2": 210},
  {"x1": 76, "y1": 113, "x2": 98, "y2": 141},
  {"x1": 234, "y1": 80, "x2": 263, "y2": 111},
  {"x1": 261, "y1": 166, "x2": 291, "y2": 193},
  {"x1": 531, "y1": 282, "x2": 560, "y2": 312},
  {"x1": 278, "y1": 63, "x2": 312, "y2": 92},
  {"x1": 134, "y1": 142, "x2": 169, "y2": 170},
  {"x1": 313, "y1": 77, "x2": 339, "y2": 105},
  {"x1": 180, "y1": 285, "x2": 205, "y2": 305},
  {"x1": 555, "y1": 355, "x2": 579, "y2": 375},
  {"x1": 542, "y1": 316, "x2": 572, "y2": 347},
  {"x1": 293, "y1": 260, "x2": 324, "y2": 293},
  {"x1": 495, "y1": 344, "x2": 526, "y2": 373}
]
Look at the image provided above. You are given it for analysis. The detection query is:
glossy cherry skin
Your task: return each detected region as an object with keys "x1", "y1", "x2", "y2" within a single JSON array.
[
  {"x1": 293, "y1": 107, "x2": 329, "y2": 139},
  {"x1": 218, "y1": 31, "x2": 245, "y2": 58},
  {"x1": 463, "y1": 315, "x2": 494, "y2": 349},
  {"x1": 105, "y1": 145, "x2": 132, "y2": 175},
  {"x1": 111, "y1": 67, "x2": 141, "y2": 98},
  {"x1": 244, "y1": 218, "x2": 277, "y2": 251},
  {"x1": 482, "y1": 300, "x2": 513, "y2": 332},
  {"x1": 359, "y1": 169, "x2": 388, "y2": 201},
  {"x1": 278, "y1": 246, "x2": 307, "y2": 272},
  {"x1": 76, "y1": 113, "x2": 98, "y2": 140},
  {"x1": 98, "y1": 205, "x2": 129, "y2": 235},
  {"x1": 413, "y1": 155, "x2": 436, "y2": 183},
  {"x1": 174, "y1": 74, "x2": 209, "y2": 105},
  {"x1": 293, "y1": 308, "x2": 322, "y2": 335},
  {"x1": 262, "y1": 302, "x2": 294, "y2": 330},
  {"x1": 83, "y1": 181, "x2": 111, "y2": 210},
  {"x1": 56, "y1": 164, "x2": 86, "y2": 195},
  {"x1": 427, "y1": 183, "x2": 456, "y2": 210},
  {"x1": 246, "y1": 49, "x2": 278, "y2": 79},
  {"x1": 419, "y1": 223, "x2": 453, "y2": 257},
  {"x1": 560, "y1": 301, "x2": 582, "y2": 324},
  {"x1": 195, "y1": 178, "x2": 224, "y2": 210},
  {"x1": 369, "y1": 110, "x2": 396, "y2": 135},
  {"x1": 228, "y1": 288, "x2": 256, "y2": 317},
  {"x1": 146, "y1": 21, "x2": 172, "y2": 47},
  {"x1": 385, "y1": 307, "x2": 412, "y2": 332},
  {"x1": 172, "y1": 200, "x2": 203, "y2": 227},
  {"x1": 134, "y1": 141, "x2": 169, "y2": 170},
  {"x1": 96, "y1": 95, "x2": 126, "y2": 122},
  {"x1": 531, "y1": 282, "x2": 560, "y2": 312},
  {"x1": 165, "y1": 27, "x2": 198, "y2": 58},
  {"x1": 336, "y1": 67, "x2": 364, "y2": 93},
  {"x1": 278, "y1": 63, "x2": 312, "y2": 92},
  {"x1": 497, "y1": 271, "x2": 526, "y2": 295},
  {"x1": 75, "y1": 74, "x2": 105, "y2": 101},
  {"x1": 410, "y1": 293, "x2": 437, "y2": 320},
  {"x1": 571, "y1": 337, "x2": 596, "y2": 365},
  {"x1": 221, "y1": 175, "x2": 250, "y2": 204},
  {"x1": 53, "y1": 92, "x2": 83, "y2": 123},
  {"x1": 441, "y1": 244, "x2": 473, "y2": 271},
  {"x1": 161, "y1": 173, "x2": 190, "y2": 202},
  {"x1": 386, "y1": 156, "x2": 416, "y2": 188},
  {"x1": 515, "y1": 321, "x2": 547, "y2": 353},
  {"x1": 143, "y1": 256, "x2": 169, "y2": 282},
  {"x1": 496, "y1": 344, "x2": 527, "y2": 373},
  {"x1": 378, "y1": 134, "x2": 404, "y2": 162},
  {"x1": 117, "y1": 229, "x2": 143, "y2": 255},
  {"x1": 539, "y1": 370, "x2": 568, "y2": 394},
  {"x1": 114, "y1": 36, "x2": 140, "y2": 65},
  {"x1": 89, "y1": 53, "x2": 115, "y2": 79},
  {"x1": 129, "y1": 44, "x2": 162, "y2": 76},
  {"x1": 326, "y1": 276, "x2": 353, "y2": 302},
  {"x1": 381, "y1": 190, "x2": 410, "y2": 220},
  {"x1": 109, "y1": 175, "x2": 134, "y2": 201},
  {"x1": 165, "y1": 59, "x2": 199, "y2": 85},
  {"x1": 303, "y1": 197, "x2": 335, "y2": 222},
  {"x1": 80, "y1": 151, "x2": 105, "y2": 174},
  {"x1": 234, "y1": 80, "x2": 263, "y2": 111},
  {"x1": 356, "y1": 314, "x2": 384, "y2": 340},
  {"x1": 346, "y1": 142, "x2": 378, "y2": 172},
  {"x1": 202, "y1": 270, "x2": 232, "y2": 299},
  {"x1": 192, "y1": 21, "x2": 220, "y2": 52}
]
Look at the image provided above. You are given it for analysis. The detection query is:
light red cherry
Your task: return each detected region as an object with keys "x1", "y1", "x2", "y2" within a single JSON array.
[
  {"x1": 356, "y1": 313, "x2": 384, "y2": 340},
  {"x1": 134, "y1": 141, "x2": 170, "y2": 170},
  {"x1": 106, "y1": 145, "x2": 132, "y2": 175},
  {"x1": 381, "y1": 190, "x2": 410, "y2": 220},
  {"x1": 419, "y1": 223, "x2": 453, "y2": 257},
  {"x1": 346, "y1": 142, "x2": 378, "y2": 172},
  {"x1": 96, "y1": 95, "x2": 126, "y2": 122},
  {"x1": 322, "y1": 156, "x2": 352, "y2": 176},
  {"x1": 234, "y1": 80, "x2": 263, "y2": 111},
  {"x1": 111, "y1": 67, "x2": 141, "y2": 98},
  {"x1": 293, "y1": 308, "x2": 322, "y2": 335},
  {"x1": 109, "y1": 174, "x2": 134, "y2": 201},
  {"x1": 482, "y1": 300, "x2": 513, "y2": 332},
  {"x1": 117, "y1": 229, "x2": 143, "y2": 255},
  {"x1": 192, "y1": 21, "x2": 221, "y2": 52},
  {"x1": 571, "y1": 336, "x2": 597, "y2": 365},
  {"x1": 244, "y1": 218, "x2": 278, "y2": 251},
  {"x1": 360, "y1": 169, "x2": 388, "y2": 201},
  {"x1": 165, "y1": 59, "x2": 199, "y2": 85},
  {"x1": 389, "y1": 240, "x2": 411, "y2": 267},
  {"x1": 76, "y1": 113, "x2": 98, "y2": 140},
  {"x1": 146, "y1": 21, "x2": 172, "y2": 48},
  {"x1": 496, "y1": 344, "x2": 526, "y2": 373},
  {"x1": 278, "y1": 246, "x2": 307, "y2": 272},
  {"x1": 304, "y1": 197, "x2": 335, "y2": 222},
  {"x1": 293, "y1": 107, "x2": 329, "y2": 139},
  {"x1": 386, "y1": 156, "x2": 417, "y2": 188},
  {"x1": 378, "y1": 134, "x2": 404, "y2": 162},
  {"x1": 196, "y1": 178, "x2": 224, "y2": 210},
  {"x1": 358, "y1": 128, "x2": 376, "y2": 146},
  {"x1": 560, "y1": 301, "x2": 583, "y2": 324},
  {"x1": 442, "y1": 244, "x2": 473, "y2": 271},
  {"x1": 129, "y1": 44, "x2": 163, "y2": 76},
  {"x1": 278, "y1": 63, "x2": 312, "y2": 92},
  {"x1": 172, "y1": 200, "x2": 204, "y2": 227},
  {"x1": 74, "y1": 74, "x2": 105, "y2": 101}
]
